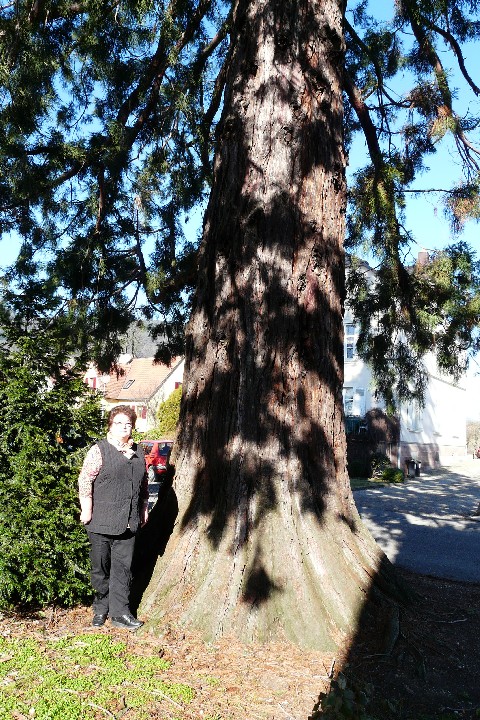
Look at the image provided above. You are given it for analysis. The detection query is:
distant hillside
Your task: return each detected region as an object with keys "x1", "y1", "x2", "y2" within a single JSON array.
[{"x1": 121, "y1": 324, "x2": 159, "y2": 358}]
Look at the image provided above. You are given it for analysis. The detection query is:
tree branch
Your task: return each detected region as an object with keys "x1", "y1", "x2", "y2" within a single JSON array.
[
  {"x1": 116, "y1": 0, "x2": 212, "y2": 138},
  {"x1": 403, "y1": 2, "x2": 480, "y2": 172},
  {"x1": 193, "y1": 11, "x2": 231, "y2": 73},
  {"x1": 28, "y1": 1, "x2": 116, "y2": 24},
  {"x1": 422, "y1": 16, "x2": 480, "y2": 97},
  {"x1": 95, "y1": 165, "x2": 106, "y2": 233},
  {"x1": 344, "y1": 17, "x2": 409, "y2": 110},
  {"x1": 343, "y1": 69, "x2": 383, "y2": 164}
]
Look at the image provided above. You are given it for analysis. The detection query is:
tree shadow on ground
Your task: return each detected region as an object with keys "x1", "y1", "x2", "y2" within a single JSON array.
[
  {"x1": 354, "y1": 468, "x2": 480, "y2": 582},
  {"x1": 310, "y1": 557, "x2": 480, "y2": 719},
  {"x1": 311, "y1": 468, "x2": 480, "y2": 719}
]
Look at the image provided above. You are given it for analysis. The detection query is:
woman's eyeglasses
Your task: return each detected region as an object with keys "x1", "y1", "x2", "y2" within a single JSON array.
[{"x1": 112, "y1": 421, "x2": 133, "y2": 427}]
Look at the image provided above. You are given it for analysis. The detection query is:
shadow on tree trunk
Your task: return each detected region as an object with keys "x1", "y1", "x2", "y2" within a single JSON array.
[
  {"x1": 136, "y1": 0, "x2": 413, "y2": 652},
  {"x1": 131, "y1": 468, "x2": 179, "y2": 615}
]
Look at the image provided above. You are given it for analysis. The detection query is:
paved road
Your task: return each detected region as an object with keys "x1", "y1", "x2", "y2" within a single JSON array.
[{"x1": 353, "y1": 460, "x2": 480, "y2": 583}]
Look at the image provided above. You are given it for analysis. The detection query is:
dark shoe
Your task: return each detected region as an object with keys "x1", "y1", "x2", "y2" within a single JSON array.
[
  {"x1": 92, "y1": 613, "x2": 108, "y2": 627},
  {"x1": 110, "y1": 614, "x2": 144, "y2": 631}
]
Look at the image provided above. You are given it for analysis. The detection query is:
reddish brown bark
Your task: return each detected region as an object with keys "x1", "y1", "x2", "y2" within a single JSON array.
[{"x1": 141, "y1": 0, "x2": 390, "y2": 650}]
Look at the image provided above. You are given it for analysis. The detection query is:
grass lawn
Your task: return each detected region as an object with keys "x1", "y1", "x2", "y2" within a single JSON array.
[
  {"x1": 0, "y1": 631, "x2": 194, "y2": 720},
  {"x1": 0, "y1": 607, "x2": 336, "y2": 720},
  {"x1": 350, "y1": 475, "x2": 404, "y2": 490}
]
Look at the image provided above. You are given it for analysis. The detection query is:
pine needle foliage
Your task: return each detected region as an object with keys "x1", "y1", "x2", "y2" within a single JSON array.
[
  {"x1": 344, "y1": 0, "x2": 480, "y2": 404},
  {"x1": 0, "y1": 0, "x2": 480, "y2": 403},
  {"x1": 0, "y1": 0, "x2": 230, "y2": 369},
  {"x1": 0, "y1": 339, "x2": 103, "y2": 610}
]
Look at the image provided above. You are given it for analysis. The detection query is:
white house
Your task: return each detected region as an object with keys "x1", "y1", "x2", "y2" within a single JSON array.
[
  {"x1": 343, "y1": 262, "x2": 468, "y2": 470},
  {"x1": 398, "y1": 353, "x2": 468, "y2": 467}
]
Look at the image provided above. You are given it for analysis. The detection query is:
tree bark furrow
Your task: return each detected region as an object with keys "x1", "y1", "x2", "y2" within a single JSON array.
[{"x1": 141, "y1": 0, "x2": 398, "y2": 650}]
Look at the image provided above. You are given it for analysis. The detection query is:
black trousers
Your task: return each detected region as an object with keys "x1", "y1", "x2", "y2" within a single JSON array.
[{"x1": 87, "y1": 529, "x2": 136, "y2": 617}]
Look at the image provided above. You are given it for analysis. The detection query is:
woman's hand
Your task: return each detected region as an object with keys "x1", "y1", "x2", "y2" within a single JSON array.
[
  {"x1": 80, "y1": 508, "x2": 92, "y2": 524},
  {"x1": 79, "y1": 497, "x2": 93, "y2": 525},
  {"x1": 140, "y1": 502, "x2": 149, "y2": 527}
]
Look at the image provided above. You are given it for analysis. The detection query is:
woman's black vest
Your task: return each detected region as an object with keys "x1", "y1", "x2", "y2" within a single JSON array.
[{"x1": 88, "y1": 439, "x2": 146, "y2": 535}]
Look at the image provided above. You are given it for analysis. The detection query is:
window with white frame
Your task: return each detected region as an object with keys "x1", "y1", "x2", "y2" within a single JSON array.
[
  {"x1": 406, "y1": 401, "x2": 423, "y2": 432},
  {"x1": 343, "y1": 387, "x2": 354, "y2": 415},
  {"x1": 344, "y1": 322, "x2": 358, "y2": 361},
  {"x1": 343, "y1": 386, "x2": 365, "y2": 416}
]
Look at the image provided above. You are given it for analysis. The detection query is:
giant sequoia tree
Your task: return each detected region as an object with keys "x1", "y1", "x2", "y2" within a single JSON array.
[
  {"x1": 1, "y1": 0, "x2": 480, "y2": 646},
  {"x1": 141, "y1": 0, "x2": 386, "y2": 648}
]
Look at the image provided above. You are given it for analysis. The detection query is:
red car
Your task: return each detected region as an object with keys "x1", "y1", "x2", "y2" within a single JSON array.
[{"x1": 139, "y1": 440, "x2": 173, "y2": 481}]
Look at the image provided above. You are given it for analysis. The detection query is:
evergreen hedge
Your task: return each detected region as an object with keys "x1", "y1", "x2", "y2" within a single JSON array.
[{"x1": 0, "y1": 343, "x2": 103, "y2": 610}]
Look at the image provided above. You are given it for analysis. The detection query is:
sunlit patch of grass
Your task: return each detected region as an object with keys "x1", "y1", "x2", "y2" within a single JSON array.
[
  {"x1": 0, "y1": 633, "x2": 194, "y2": 720},
  {"x1": 204, "y1": 675, "x2": 221, "y2": 686},
  {"x1": 350, "y1": 476, "x2": 388, "y2": 490}
]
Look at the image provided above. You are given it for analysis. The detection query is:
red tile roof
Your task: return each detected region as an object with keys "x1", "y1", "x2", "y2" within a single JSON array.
[{"x1": 104, "y1": 357, "x2": 183, "y2": 402}]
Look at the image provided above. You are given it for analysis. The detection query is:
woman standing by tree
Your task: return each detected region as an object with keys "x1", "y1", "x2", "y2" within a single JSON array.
[{"x1": 78, "y1": 405, "x2": 149, "y2": 630}]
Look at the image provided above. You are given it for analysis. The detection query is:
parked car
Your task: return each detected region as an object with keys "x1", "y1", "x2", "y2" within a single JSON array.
[{"x1": 139, "y1": 440, "x2": 173, "y2": 481}]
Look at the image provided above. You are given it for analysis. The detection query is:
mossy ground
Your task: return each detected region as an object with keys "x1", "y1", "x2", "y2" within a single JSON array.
[
  {"x1": 0, "y1": 631, "x2": 193, "y2": 720},
  {"x1": 1, "y1": 572, "x2": 480, "y2": 720}
]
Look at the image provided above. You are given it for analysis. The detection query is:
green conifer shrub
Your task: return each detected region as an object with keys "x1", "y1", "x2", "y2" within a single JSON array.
[{"x1": 0, "y1": 342, "x2": 103, "y2": 610}]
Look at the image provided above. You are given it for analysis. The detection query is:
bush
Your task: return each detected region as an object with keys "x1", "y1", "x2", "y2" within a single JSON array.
[
  {"x1": 156, "y1": 385, "x2": 182, "y2": 436},
  {"x1": 367, "y1": 452, "x2": 404, "y2": 484},
  {"x1": 0, "y1": 343, "x2": 103, "y2": 610},
  {"x1": 368, "y1": 451, "x2": 391, "y2": 478},
  {"x1": 314, "y1": 672, "x2": 374, "y2": 719},
  {"x1": 380, "y1": 467, "x2": 404, "y2": 484}
]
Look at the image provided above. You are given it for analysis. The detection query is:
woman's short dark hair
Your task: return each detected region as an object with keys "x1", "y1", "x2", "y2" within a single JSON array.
[{"x1": 107, "y1": 405, "x2": 137, "y2": 430}]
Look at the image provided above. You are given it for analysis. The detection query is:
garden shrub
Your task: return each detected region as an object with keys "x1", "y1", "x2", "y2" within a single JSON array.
[
  {"x1": 368, "y1": 451, "x2": 391, "y2": 478},
  {"x1": 314, "y1": 672, "x2": 375, "y2": 719},
  {"x1": 367, "y1": 452, "x2": 404, "y2": 484},
  {"x1": 156, "y1": 385, "x2": 182, "y2": 436},
  {"x1": 380, "y1": 467, "x2": 404, "y2": 483},
  {"x1": 0, "y1": 342, "x2": 103, "y2": 610}
]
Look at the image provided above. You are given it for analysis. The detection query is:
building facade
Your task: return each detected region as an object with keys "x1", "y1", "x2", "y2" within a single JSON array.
[{"x1": 343, "y1": 268, "x2": 468, "y2": 470}]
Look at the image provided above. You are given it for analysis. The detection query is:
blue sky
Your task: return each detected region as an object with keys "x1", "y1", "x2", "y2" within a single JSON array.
[
  {"x1": 2, "y1": 1, "x2": 480, "y2": 415},
  {"x1": 346, "y1": 0, "x2": 479, "y2": 258},
  {"x1": 347, "y1": 1, "x2": 480, "y2": 419}
]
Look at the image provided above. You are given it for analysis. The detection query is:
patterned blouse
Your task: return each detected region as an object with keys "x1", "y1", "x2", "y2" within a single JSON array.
[{"x1": 78, "y1": 435, "x2": 148, "y2": 502}]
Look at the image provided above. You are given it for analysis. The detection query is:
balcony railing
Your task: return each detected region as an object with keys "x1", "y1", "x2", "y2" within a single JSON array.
[{"x1": 345, "y1": 416, "x2": 367, "y2": 435}]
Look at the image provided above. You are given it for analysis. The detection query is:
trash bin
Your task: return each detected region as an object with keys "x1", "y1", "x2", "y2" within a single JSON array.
[
  {"x1": 405, "y1": 459, "x2": 416, "y2": 478},
  {"x1": 415, "y1": 460, "x2": 421, "y2": 477}
]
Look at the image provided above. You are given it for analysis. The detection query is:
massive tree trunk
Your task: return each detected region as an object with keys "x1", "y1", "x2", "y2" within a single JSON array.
[{"x1": 141, "y1": 0, "x2": 392, "y2": 650}]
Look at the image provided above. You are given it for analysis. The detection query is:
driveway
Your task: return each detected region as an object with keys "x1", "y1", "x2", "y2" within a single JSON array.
[{"x1": 353, "y1": 460, "x2": 480, "y2": 583}]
